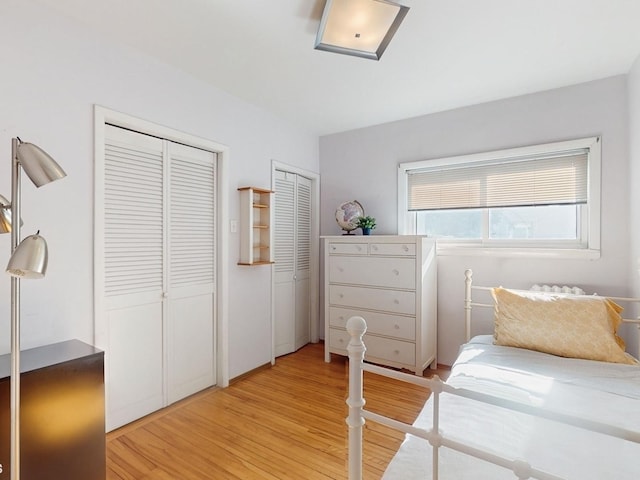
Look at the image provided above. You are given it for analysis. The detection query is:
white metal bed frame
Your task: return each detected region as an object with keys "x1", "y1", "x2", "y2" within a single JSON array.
[{"x1": 346, "y1": 269, "x2": 640, "y2": 480}]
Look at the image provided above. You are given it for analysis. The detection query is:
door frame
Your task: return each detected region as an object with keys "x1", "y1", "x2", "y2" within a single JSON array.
[
  {"x1": 270, "y1": 160, "x2": 320, "y2": 364},
  {"x1": 94, "y1": 105, "x2": 230, "y2": 388}
]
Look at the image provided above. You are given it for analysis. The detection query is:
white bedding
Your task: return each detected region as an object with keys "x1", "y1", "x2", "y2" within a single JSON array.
[{"x1": 383, "y1": 335, "x2": 640, "y2": 479}]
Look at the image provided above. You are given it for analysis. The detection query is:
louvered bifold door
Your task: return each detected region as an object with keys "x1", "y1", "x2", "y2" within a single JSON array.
[
  {"x1": 167, "y1": 142, "x2": 216, "y2": 404},
  {"x1": 294, "y1": 175, "x2": 312, "y2": 350},
  {"x1": 274, "y1": 171, "x2": 296, "y2": 356},
  {"x1": 104, "y1": 125, "x2": 165, "y2": 430},
  {"x1": 273, "y1": 171, "x2": 312, "y2": 356}
]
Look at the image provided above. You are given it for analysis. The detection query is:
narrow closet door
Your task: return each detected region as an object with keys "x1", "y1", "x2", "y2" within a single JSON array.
[
  {"x1": 274, "y1": 171, "x2": 296, "y2": 356},
  {"x1": 104, "y1": 125, "x2": 165, "y2": 430},
  {"x1": 273, "y1": 171, "x2": 311, "y2": 357},
  {"x1": 294, "y1": 175, "x2": 312, "y2": 350},
  {"x1": 167, "y1": 142, "x2": 216, "y2": 404}
]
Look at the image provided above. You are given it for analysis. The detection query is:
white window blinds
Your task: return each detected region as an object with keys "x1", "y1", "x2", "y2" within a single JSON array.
[{"x1": 407, "y1": 149, "x2": 589, "y2": 211}]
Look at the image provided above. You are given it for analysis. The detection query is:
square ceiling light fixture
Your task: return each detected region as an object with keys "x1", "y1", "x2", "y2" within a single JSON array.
[{"x1": 315, "y1": 0, "x2": 410, "y2": 60}]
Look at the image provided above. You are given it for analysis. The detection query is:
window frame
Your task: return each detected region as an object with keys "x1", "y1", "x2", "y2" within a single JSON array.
[{"x1": 397, "y1": 137, "x2": 601, "y2": 259}]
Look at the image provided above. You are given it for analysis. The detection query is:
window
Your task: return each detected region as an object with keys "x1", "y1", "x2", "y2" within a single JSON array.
[{"x1": 397, "y1": 137, "x2": 601, "y2": 258}]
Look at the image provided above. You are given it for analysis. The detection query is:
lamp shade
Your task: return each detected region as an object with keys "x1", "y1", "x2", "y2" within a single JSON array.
[
  {"x1": 16, "y1": 141, "x2": 67, "y2": 187},
  {"x1": 6, "y1": 233, "x2": 48, "y2": 279}
]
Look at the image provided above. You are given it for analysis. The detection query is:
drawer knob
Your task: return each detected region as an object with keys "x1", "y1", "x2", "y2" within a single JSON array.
[
  {"x1": 394, "y1": 299, "x2": 400, "y2": 304},
  {"x1": 339, "y1": 294, "x2": 344, "y2": 298},
  {"x1": 338, "y1": 267, "x2": 344, "y2": 272},
  {"x1": 331, "y1": 245, "x2": 336, "y2": 251},
  {"x1": 339, "y1": 316, "x2": 344, "y2": 321},
  {"x1": 392, "y1": 269, "x2": 399, "y2": 276},
  {"x1": 372, "y1": 245, "x2": 378, "y2": 251},
  {"x1": 394, "y1": 324, "x2": 400, "y2": 330},
  {"x1": 339, "y1": 338, "x2": 344, "y2": 344},
  {"x1": 394, "y1": 349, "x2": 400, "y2": 355},
  {"x1": 402, "y1": 245, "x2": 408, "y2": 251},
  {"x1": 356, "y1": 246, "x2": 362, "y2": 251}
]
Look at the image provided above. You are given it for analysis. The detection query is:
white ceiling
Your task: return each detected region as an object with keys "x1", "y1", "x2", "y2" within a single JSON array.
[{"x1": 34, "y1": 0, "x2": 640, "y2": 135}]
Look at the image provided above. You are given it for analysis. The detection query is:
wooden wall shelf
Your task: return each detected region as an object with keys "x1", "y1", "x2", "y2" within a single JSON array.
[{"x1": 238, "y1": 187, "x2": 274, "y2": 265}]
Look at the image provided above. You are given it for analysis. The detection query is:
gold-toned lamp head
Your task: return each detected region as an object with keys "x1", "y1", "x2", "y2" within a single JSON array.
[{"x1": 0, "y1": 194, "x2": 11, "y2": 234}]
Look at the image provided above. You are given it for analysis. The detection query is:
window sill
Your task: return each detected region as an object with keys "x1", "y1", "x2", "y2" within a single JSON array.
[{"x1": 435, "y1": 244, "x2": 600, "y2": 260}]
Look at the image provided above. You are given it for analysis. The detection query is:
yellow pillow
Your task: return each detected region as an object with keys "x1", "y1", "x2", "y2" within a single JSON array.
[{"x1": 492, "y1": 287, "x2": 637, "y2": 365}]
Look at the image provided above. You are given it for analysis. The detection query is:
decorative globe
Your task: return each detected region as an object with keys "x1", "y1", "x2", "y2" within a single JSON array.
[{"x1": 335, "y1": 200, "x2": 364, "y2": 234}]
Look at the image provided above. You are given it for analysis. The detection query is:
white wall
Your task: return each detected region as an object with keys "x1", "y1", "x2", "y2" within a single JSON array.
[
  {"x1": 0, "y1": 0, "x2": 319, "y2": 379},
  {"x1": 627, "y1": 54, "x2": 640, "y2": 358},
  {"x1": 320, "y1": 76, "x2": 631, "y2": 365}
]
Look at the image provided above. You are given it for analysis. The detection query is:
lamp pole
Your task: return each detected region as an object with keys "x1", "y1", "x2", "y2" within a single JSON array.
[
  {"x1": 2, "y1": 137, "x2": 66, "y2": 480},
  {"x1": 10, "y1": 137, "x2": 21, "y2": 480}
]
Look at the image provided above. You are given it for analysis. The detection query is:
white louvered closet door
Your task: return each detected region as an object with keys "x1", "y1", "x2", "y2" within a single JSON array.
[
  {"x1": 104, "y1": 126, "x2": 165, "y2": 431},
  {"x1": 273, "y1": 171, "x2": 311, "y2": 357},
  {"x1": 167, "y1": 142, "x2": 216, "y2": 404},
  {"x1": 102, "y1": 125, "x2": 216, "y2": 431},
  {"x1": 294, "y1": 175, "x2": 311, "y2": 350},
  {"x1": 274, "y1": 172, "x2": 295, "y2": 356}
]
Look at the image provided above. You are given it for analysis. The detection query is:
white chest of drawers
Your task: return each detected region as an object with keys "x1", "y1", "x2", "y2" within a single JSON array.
[{"x1": 323, "y1": 235, "x2": 437, "y2": 374}]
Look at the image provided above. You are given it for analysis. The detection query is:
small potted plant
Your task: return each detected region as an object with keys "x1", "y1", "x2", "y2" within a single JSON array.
[{"x1": 356, "y1": 215, "x2": 376, "y2": 235}]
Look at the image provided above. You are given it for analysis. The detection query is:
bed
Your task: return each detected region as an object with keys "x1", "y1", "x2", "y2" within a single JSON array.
[{"x1": 346, "y1": 269, "x2": 640, "y2": 479}]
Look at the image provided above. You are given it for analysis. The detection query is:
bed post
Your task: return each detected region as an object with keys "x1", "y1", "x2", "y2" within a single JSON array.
[
  {"x1": 346, "y1": 316, "x2": 367, "y2": 480},
  {"x1": 464, "y1": 269, "x2": 473, "y2": 342}
]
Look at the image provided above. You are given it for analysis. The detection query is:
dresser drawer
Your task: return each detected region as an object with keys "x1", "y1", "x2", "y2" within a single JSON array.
[
  {"x1": 328, "y1": 242, "x2": 368, "y2": 255},
  {"x1": 329, "y1": 328, "x2": 416, "y2": 366},
  {"x1": 329, "y1": 307, "x2": 415, "y2": 341},
  {"x1": 329, "y1": 284, "x2": 415, "y2": 315},
  {"x1": 365, "y1": 334, "x2": 416, "y2": 366},
  {"x1": 328, "y1": 256, "x2": 415, "y2": 289},
  {"x1": 369, "y1": 242, "x2": 415, "y2": 256},
  {"x1": 328, "y1": 327, "x2": 351, "y2": 351}
]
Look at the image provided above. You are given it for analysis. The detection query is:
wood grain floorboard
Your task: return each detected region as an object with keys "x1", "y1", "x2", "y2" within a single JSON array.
[{"x1": 106, "y1": 342, "x2": 447, "y2": 479}]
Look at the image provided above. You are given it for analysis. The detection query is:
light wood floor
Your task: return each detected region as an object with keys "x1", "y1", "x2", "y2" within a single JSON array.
[{"x1": 106, "y1": 343, "x2": 448, "y2": 479}]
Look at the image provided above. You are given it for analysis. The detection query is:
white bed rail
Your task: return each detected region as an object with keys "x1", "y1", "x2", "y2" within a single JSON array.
[{"x1": 346, "y1": 313, "x2": 640, "y2": 480}]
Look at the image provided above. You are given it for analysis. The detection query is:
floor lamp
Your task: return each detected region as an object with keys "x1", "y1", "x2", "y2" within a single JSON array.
[{"x1": 0, "y1": 137, "x2": 66, "y2": 480}]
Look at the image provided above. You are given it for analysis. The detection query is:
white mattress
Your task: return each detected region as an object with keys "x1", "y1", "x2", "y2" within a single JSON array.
[{"x1": 383, "y1": 335, "x2": 640, "y2": 479}]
